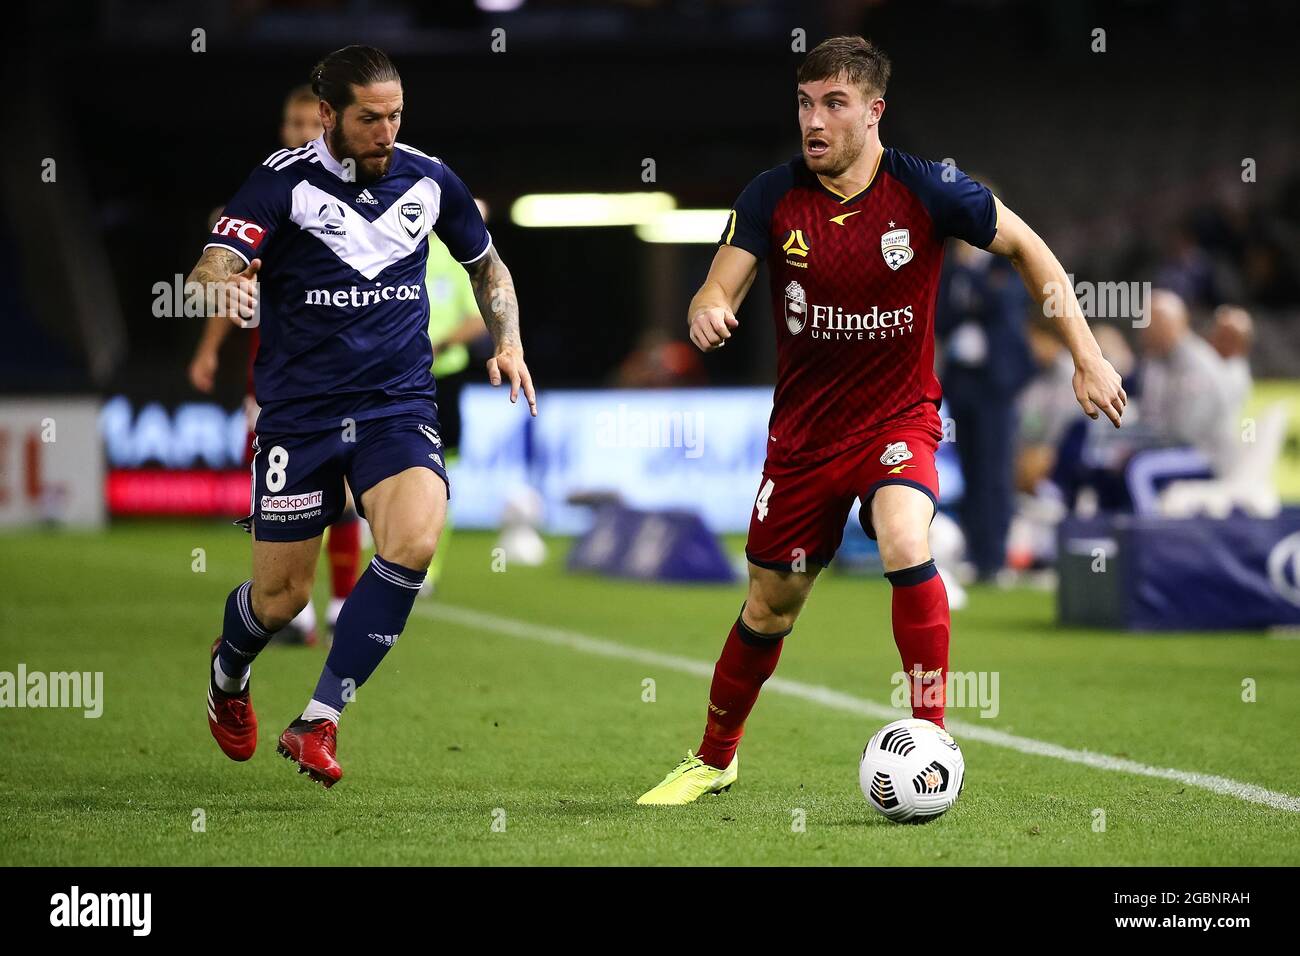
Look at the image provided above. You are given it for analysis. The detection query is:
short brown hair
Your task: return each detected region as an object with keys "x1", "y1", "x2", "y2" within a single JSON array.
[{"x1": 797, "y1": 36, "x2": 891, "y2": 100}]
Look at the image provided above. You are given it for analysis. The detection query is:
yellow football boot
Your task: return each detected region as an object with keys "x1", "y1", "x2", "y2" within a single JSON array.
[{"x1": 637, "y1": 751, "x2": 738, "y2": 805}]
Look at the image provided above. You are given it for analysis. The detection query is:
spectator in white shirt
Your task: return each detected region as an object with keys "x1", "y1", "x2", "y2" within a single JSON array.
[
  {"x1": 1126, "y1": 289, "x2": 1237, "y2": 511},
  {"x1": 1209, "y1": 304, "x2": 1254, "y2": 415}
]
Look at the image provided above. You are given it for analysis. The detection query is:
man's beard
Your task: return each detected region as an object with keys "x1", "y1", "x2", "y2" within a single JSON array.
[
  {"x1": 808, "y1": 127, "x2": 867, "y2": 178},
  {"x1": 328, "y1": 126, "x2": 392, "y2": 184}
]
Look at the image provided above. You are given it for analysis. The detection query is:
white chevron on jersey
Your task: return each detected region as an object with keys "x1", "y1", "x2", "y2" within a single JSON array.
[
  {"x1": 273, "y1": 145, "x2": 318, "y2": 172},
  {"x1": 261, "y1": 144, "x2": 318, "y2": 171},
  {"x1": 289, "y1": 178, "x2": 442, "y2": 280},
  {"x1": 394, "y1": 143, "x2": 440, "y2": 163}
]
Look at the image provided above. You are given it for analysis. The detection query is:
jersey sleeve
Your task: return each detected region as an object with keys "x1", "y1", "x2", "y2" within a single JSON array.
[
  {"x1": 718, "y1": 163, "x2": 793, "y2": 260},
  {"x1": 888, "y1": 151, "x2": 998, "y2": 249},
  {"x1": 203, "y1": 165, "x2": 291, "y2": 264},
  {"x1": 433, "y1": 163, "x2": 492, "y2": 265}
]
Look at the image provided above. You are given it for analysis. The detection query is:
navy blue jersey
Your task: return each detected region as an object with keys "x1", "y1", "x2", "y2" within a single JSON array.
[
  {"x1": 718, "y1": 147, "x2": 997, "y2": 465},
  {"x1": 204, "y1": 136, "x2": 491, "y2": 434}
]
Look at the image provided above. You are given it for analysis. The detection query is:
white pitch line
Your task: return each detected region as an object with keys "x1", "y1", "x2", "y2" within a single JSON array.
[{"x1": 415, "y1": 602, "x2": 1300, "y2": 814}]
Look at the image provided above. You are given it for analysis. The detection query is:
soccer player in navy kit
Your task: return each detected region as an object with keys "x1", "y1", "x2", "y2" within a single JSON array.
[
  {"x1": 639, "y1": 36, "x2": 1125, "y2": 804},
  {"x1": 192, "y1": 46, "x2": 536, "y2": 788}
]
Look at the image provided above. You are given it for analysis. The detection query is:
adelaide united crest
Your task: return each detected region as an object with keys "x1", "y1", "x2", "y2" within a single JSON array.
[{"x1": 880, "y1": 226, "x2": 913, "y2": 271}]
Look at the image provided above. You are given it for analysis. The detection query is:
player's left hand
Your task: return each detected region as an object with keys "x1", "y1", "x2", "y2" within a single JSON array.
[
  {"x1": 487, "y1": 347, "x2": 538, "y2": 417},
  {"x1": 1072, "y1": 354, "x2": 1126, "y2": 428}
]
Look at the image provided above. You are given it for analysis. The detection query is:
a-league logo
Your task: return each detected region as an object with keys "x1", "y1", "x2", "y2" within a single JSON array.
[
  {"x1": 784, "y1": 280, "x2": 807, "y2": 334},
  {"x1": 881, "y1": 227, "x2": 913, "y2": 271},
  {"x1": 880, "y1": 441, "x2": 913, "y2": 466},
  {"x1": 317, "y1": 203, "x2": 347, "y2": 235}
]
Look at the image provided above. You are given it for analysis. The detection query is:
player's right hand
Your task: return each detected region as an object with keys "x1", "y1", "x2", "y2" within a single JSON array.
[
  {"x1": 689, "y1": 306, "x2": 739, "y2": 352},
  {"x1": 214, "y1": 258, "x2": 261, "y2": 327},
  {"x1": 188, "y1": 348, "x2": 218, "y2": 393}
]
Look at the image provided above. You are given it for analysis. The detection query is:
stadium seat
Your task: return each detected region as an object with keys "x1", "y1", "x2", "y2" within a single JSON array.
[{"x1": 1159, "y1": 402, "x2": 1290, "y2": 519}]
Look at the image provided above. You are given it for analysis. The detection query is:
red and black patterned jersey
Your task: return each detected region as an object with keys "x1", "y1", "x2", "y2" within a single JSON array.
[{"x1": 721, "y1": 148, "x2": 997, "y2": 467}]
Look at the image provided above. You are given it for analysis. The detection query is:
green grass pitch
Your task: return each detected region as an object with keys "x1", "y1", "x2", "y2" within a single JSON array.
[{"x1": 1, "y1": 521, "x2": 1298, "y2": 866}]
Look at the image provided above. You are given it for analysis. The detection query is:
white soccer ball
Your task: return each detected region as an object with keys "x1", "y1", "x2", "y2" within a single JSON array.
[{"x1": 859, "y1": 718, "x2": 965, "y2": 822}]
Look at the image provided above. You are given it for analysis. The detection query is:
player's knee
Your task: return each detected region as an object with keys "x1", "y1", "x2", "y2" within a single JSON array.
[
  {"x1": 251, "y1": 578, "x2": 313, "y2": 631},
  {"x1": 744, "y1": 585, "x2": 804, "y2": 633},
  {"x1": 743, "y1": 598, "x2": 796, "y2": 633},
  {"x1": 379, "y1": 527, "x2": 440, "y2": 572},
  {"x1": 877, "y1": 523, "x2": 931, "y2": 574}
]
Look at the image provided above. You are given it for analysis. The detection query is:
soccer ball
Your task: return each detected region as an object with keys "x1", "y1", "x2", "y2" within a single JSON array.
[{"x1": 859, "y1": 718, "x2": 965, "y2": 822}]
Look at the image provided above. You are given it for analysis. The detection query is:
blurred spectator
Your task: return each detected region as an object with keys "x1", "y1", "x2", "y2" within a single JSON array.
[
  {"x1": 1007, "y1": 319, "x2": 1142, "y2": 569},
  {"x1": 1154, "y1": 225, "x2": 1220, "y2": 309},
  {"x1": 1209, "y1": 304, "x2": 1255, "y2": 412},
  {"x1": 1138, "y1": 289, "x2": 1234, "y2": 453},
  {"x1": 280, "y1": 84, "x2": 321, "y2": 148},
  {"x1": 1124, "y1": 289, "x2": 1238, "y2": 511},
  {"x1": 1014, "y1": 318, "x2": 1076, "y2": 496},
  {"x1": 936, "y1": 236, "x2": 1034, "y2": 581}
]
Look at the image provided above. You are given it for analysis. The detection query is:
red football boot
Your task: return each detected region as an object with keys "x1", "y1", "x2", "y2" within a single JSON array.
[
  {"x1": 277, "y1": 717, "x2": 343, "y2": 788},
  {"x1": 207, "y1": 638, "x2": 257, "y2": 761}
]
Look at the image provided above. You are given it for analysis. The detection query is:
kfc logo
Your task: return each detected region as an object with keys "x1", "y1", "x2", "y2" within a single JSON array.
[{"x1": 212, "y1": 216, "x2": 267, "y2": 249}]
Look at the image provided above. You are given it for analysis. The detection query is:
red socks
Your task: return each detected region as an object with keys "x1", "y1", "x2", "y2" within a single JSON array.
[
  {"x1": 328, "y1": 515, "x2": 362, "y2": 600},
  {"x1": 885, "y1": 559, "x2": 950, "y2": 729},
  {"x1": 695, "y1": 561, "x2": 948, "y2": 768},
  {"x1": 697, "y1": 609, "x2": 787, "y2": 770}
]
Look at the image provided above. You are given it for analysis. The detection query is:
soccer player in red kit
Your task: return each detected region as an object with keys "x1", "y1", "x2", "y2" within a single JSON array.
[{"x1": 638, "y1": 36, "x2": 1125, "y2": 804}]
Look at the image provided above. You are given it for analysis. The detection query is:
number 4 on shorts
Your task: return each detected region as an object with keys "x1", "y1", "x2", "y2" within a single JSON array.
[{"x1": 755, "y1": 478, "x2": 775, "y2": 522}]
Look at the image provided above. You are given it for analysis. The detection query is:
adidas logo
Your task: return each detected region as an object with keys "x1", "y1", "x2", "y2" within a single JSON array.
[{"x1": 355, "y1": 188, "x2": 380, "y2": 205}]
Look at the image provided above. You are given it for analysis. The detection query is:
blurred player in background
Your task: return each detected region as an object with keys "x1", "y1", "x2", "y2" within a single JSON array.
[
  {"x1": 190, "y1": 46, "x2": 535, "y2": 787},
  {"x1": 935, "y1": 197, "x2": 1035, "y2": 583},
  {"x1": 639, "y1": 36, "x2": 1124, "y2": 805},
  {"x1": 188, "y1": 84, "x2": 363, "y2": 645},
  {"x1": 422, "y1": 199, "x2": 490, "y2": 593}
]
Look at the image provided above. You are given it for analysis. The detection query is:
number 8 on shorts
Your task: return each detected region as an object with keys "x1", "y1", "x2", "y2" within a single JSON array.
[{"x1": 265, "y1": 445, "x2": 289, "y2": 493}]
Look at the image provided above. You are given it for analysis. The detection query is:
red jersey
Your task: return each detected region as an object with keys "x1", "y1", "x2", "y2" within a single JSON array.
[{"x1": 721, "y1": 148, "x2": 997, "y2": 467}]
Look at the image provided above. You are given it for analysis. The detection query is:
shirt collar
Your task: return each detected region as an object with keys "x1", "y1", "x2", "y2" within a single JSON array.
[{"x1": 311, "y1": 134, "x2": 348, "y2": 180}]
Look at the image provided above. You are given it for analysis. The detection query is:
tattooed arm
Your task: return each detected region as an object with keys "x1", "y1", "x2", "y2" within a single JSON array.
[
  {"x1": 185, "y1": 247, "x2": 263, "y2": 328},
  {"x1": 465, "y1": 246, "x2": 537, "y2": 416}
]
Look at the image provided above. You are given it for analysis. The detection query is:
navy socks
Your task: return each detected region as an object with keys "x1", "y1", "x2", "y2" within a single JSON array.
[{"x1": 307, "y1": 555, "x2": 425, "y2": 720}]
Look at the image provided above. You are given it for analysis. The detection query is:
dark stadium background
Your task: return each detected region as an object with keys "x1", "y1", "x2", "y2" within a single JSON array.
[{"x1": 8, "y1": 0, "x2": 1299, "y2": 404}]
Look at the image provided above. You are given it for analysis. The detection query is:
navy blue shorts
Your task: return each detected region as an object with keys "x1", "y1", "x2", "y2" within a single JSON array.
[{"x1": 239, "y1": 409, "x2": 450, "y2": 542}]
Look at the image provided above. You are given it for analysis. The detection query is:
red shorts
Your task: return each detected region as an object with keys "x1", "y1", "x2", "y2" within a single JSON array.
[{"x1": 745, "y1": 415, "x2": 941, "y2": 571}]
